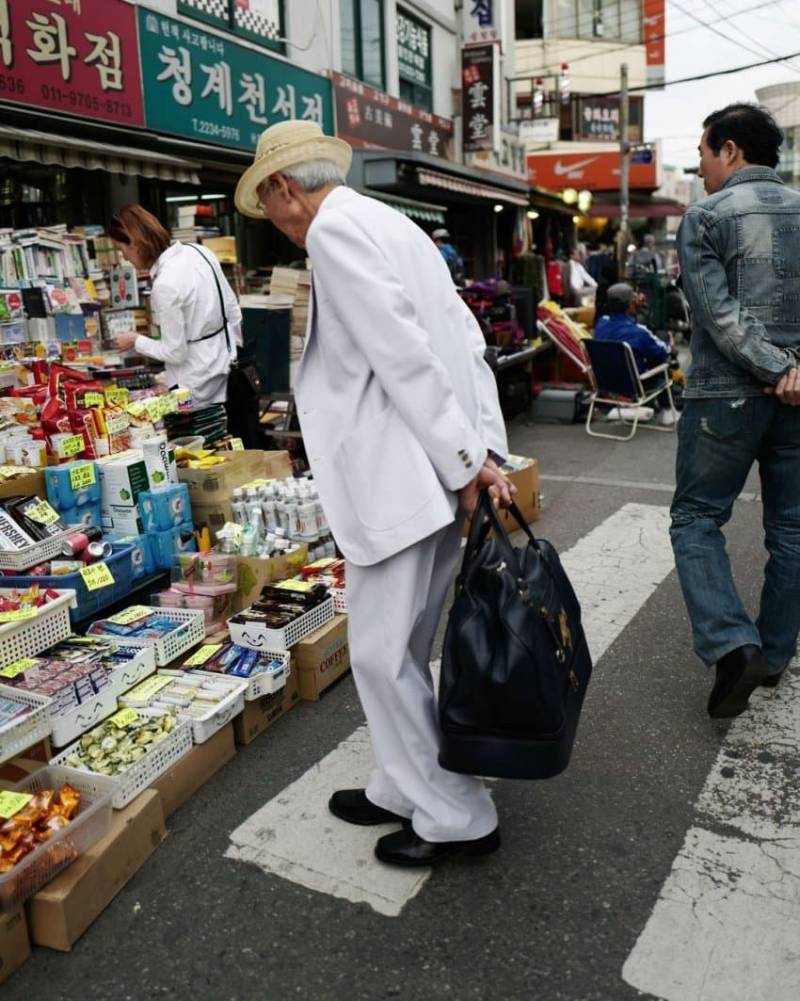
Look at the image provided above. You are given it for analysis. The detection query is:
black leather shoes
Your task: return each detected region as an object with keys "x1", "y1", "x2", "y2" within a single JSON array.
[
  {"x1": 375, "y1": 826, "x2": 501, "y2": 867},
  {"x1": 328, "y1": 789, "x2": 409, "y2": 826},
  {"x1": 708, "y1": 644, "x2": 769, "y2": 718},
  {"x1": 761, "y1": 670, "x2": 786, "y2": 689}
]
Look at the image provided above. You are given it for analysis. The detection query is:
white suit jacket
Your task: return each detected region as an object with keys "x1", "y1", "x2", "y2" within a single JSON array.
[{"x1": 295, "y1": 187, "x2": 508, "y2": 566}]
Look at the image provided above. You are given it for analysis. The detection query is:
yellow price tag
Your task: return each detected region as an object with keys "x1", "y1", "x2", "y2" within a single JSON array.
[
  {"x1": 69, "y1": 463, "x2": 96, "y2": 491},
  {"x1": 107, "y1": 605, "x2": 152, "y2": 626},
  {"x1": 126, "y1": 402, "x2": 145, "y2": 418},
  {"x1": 26, "y1": 500, "x2": 60, "y2": 526},
  {"x1": 126, "y1": 675, "x2": 172, "y2": 700},
  {"x1": 0, "y1": 465, "x2": 24, "y2": 479},
  {"x1": 0, "y1": 658, "x2": 40, "y2": 679},
  {"x1": 275, "y1": 579, "x2": 313, "y2": 593},
  {"x1": 0, "y1": 609, "x2": 37, "y2": 624},
  {"x1": 108, "y1": 707, "x2": 139, "y2": 728},
  {"x1": 184, "y1": 643, "x2": 223, "y2": 667},
  {"x1": 62, "y1": 434, "x2": 85, "y2": 457},
  {"x1": 230, "y1": 438, "x2": 244, "y2": 451},
  {"x1": 84, "y1": 392, "x2": 105, "y2": 407},
  {"x1": 0, "y1": 791, "x2": 33, "y2": 820},
  {"x1": 106, "y1": 388, "x2": 129, "y2": 406},
  {"x1": 79, "y1": 562, "x2": 115, "y2": 591},
  {"x1": 106, "y1": 412, "x2": 130, "y2": 434}
]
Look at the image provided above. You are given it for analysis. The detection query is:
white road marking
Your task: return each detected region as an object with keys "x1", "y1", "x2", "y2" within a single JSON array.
[
  {"x1": 226, "y1": 503, "x2": 675, "y2": 915},
  {"x1": 623, "y1": 666, "x2": 800, "y2": 1000},
  {"x1": 540, "y1": 473, "x2": 761, "y2": 504}
]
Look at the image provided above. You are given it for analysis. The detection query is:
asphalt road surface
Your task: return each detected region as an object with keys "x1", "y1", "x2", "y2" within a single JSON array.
[{"x1": 7, "y1": 411, "x2": 798, "y2": 1001}]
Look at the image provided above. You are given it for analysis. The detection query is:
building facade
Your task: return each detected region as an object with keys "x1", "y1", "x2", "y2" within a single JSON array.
[{"x1": 756, "y1": 81, "x2": 800, "y2": 189}]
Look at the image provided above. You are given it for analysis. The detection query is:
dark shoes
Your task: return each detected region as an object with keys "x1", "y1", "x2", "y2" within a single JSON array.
[
  {"x1": 708, "y1": 644, "x2": 769, "y2": 718},
  {"x1": 375, "y1": 826, "x2": 501, "y2": 867},
  {"x1": 328, "y1": 789, "x2": 409, "y2": 826},
  {"x1": 761, "y1": 670, "x2": 786, "y2": 689}
]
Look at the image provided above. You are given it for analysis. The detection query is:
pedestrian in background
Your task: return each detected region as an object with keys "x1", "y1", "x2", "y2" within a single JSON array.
[
  {"x1": 235, "y1": 121, "x2": 514, "y2": 867},
  {"x1": 432, "y1": 227, "x2": 466, "y2": 286},
  {"x1": 670, "y1": 103, "x2": 800, "y2": 718}
]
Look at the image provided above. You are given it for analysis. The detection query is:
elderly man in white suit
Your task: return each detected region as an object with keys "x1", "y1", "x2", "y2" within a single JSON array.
[{"x1": 236, "y1": 121, "x2": 514, "y2": 867}]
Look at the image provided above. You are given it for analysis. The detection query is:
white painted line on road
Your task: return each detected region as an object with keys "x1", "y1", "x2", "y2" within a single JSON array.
[
  {"x1": 540, "y1": 473, "x2": 761, "y2": 504},
  {"x1": 623, "y1": 669, "x2": 800, "y2": 1000},
  {"x1": 226, "y1": 503, "x2": 675, "y2": 915}
]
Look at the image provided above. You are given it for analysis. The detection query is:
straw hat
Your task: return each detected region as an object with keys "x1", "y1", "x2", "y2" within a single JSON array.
[{"x1": 235, "y1": 120, "x2": 353, "y2": 219}]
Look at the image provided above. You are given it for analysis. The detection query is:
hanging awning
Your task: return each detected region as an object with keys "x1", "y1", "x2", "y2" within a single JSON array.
[
  {"x1": 0, "y1": 125, "x2": 202, "y2": 184},
  {"x1": 358, "y1": 189, "x2": 447, "y2": 224},
  {"x1": 416, "y1": 167, "x2": 530, "y2": 207},
  {"x1": 587, "y1": 198, "x2": 687, "y2": 219}
]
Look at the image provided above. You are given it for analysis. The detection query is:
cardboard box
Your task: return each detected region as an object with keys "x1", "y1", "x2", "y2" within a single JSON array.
[
  {"x1": 177, "y1": 450, "x2": 292, "y2": 505},
  {"x1": 293, "y1": 614, "x2": 351, "y2": 701},
  {"x1": 234, "y1": 544, "x2": 309, "y2": 612},
  {"x1": 26, "y1": 789, "x2": 166, "y2": 952},
  {"x1": 462, "y1": 456, "x2": 541, "y2": 537},
  {"x1": 150, "y1": 723, "x2": 235, "y2": 818},
  {"x1": 0, "y1": 467, "x2": 45, "y2": 502},
  {"x1": 101, "y1": 503, "x2": 143, "y2": 535},
  {"x1": 0, "y1": 910, "x2": 30, "y2": 984},
  {"x1": 233, "y1": 668, "x2": 300, "y2": 745},
  {"x1": 97, "y1": 450, "x2": 150, "y2": 509}
]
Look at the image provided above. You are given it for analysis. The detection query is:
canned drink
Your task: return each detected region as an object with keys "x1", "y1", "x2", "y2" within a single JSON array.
[
  {"x1": 61, "y1": 527, "x2": 102, "y2": 557},
  {"x1": 85, "y1": 541, "x2": 113, "y2": 561}
]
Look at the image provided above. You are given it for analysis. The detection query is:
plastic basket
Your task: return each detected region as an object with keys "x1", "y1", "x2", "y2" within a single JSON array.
[
  {"x1": 194, "y1": 651, "x2": 290, "y2": 702},
  {"x1": 0, "y1": 685, "x2": 51, "y2": 766},
  {"x1": 157, "y1": 671, "x2": 247, "y2": 743},
  {"x1": 49, "y1": 685, "x2": 119, "y2": 750},
  {"x1": 228, "y1": 597, "x2": 334, "y2": 652},
  {"x1": 0, "y1": 544, "x2": 135, "y2": 625},
  {"x1": 0, "y1": 528, "x2": 82, "y2": 572},
  {"x1": 0, "y1": 590, "x2": 76, "y2": 669},
  {"x1": 331, "y1": 588, "x2": 347, "y2": 614},
  {"x1": 0, "y1": 764, "x2": 116, "y2": 912},
  {"x1": 50, "y1": 710, "x2": 193, "y2": 809},
  {"x1": 89, "y1": 608, "x2": 206, "y2": 667},
  {"x1": 106, "y1": 648, "x2": 158, "y2": 698}
]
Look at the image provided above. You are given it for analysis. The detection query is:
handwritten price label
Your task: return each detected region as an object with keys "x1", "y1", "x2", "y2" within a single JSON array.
[
  {"x1": 106, "y1": 388, "x2": 129, "y2": 406},
  {"x1": 79, "y1": 563, "x2": 115, "y2": 592},
  {"x1": 126, "y1": 675, "x2": 172, "y2": 701},
  {"x1": 108, "y1": 707, "x2": 139, "y2": 728},
  {"x1": 230, "y1": 438, "x2": 244, "y2": 451},
  {"x1": 106, "y1": 412, "x2": 130, "y2": 434},
  {"x1": 0, "y1": 609, "x2": 37, "y2": 624},
  {"x1": 69, "y1": 463, "x2": 97, "y2": 491},
  {"x1": 0, "y1": 791, "x2": 33, "y2": 820},
  {"x1": 26, "y1": 500, "x2": 60, "y2": 526},
  {"x1": 84, "y1": 392, "x2": 105, "y2": 408},
  {"x1": 62, "y1": 434, "x2": 85, "y2": 457},
  {"x1": 184, "y1": 644, "x2": 223, "y2": 667},
  {"x1": 107, "y1": 605, "x2": 152, "y2": 625},
  {"x1": 0, "y1": 657, "x2": 39, "y2": 678},
  {"x1": 275, "y1": 579, "x2": 313, "y2": 593}
]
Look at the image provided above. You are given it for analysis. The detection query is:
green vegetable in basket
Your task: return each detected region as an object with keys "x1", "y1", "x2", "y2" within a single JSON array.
[{"x1": 65, "y1": 712, "x2": 177, "y2": 777}]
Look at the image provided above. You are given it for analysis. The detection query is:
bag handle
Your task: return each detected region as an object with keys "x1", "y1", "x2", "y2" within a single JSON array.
[
  {"x1": 459, "y1": 491, "x2": 539, "y2": 588},
  {"x1": 186, "y1": 243, "x2": 231, "y2": 353}
]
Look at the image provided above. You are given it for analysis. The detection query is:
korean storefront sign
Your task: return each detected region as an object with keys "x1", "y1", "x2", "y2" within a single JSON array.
[
  {"x1": 332, "y1": 72, "x2": 453, "y2": 161},
  {"x1": 0, "y1": 0, "x2": 143, "y2": 126},
  {"x1": 138, "y1": 9, "x2": 333, "y2": 151},
  {"x1": 461, "y1": 43, "x2": 498, "y2": 154},
  {"x1": 396, "y1": 8, "x2": 431, "y2": 90},
  {"x1": 462, "y1": 0, "x2": 505, "y2": 49},
  {"x1": 644, "y1": 0, "x2": 666, "y2": 89},
  {"x1": 573, "y1": 96, "x2": 643, "y2": 144}
]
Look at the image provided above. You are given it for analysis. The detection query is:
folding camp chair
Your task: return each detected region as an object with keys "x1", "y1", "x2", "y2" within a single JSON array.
[
  {"x1": 536, "y1": 308, "x2": 592, "y2": 379},
  {"x1": 584, "y1": 339, "x2": 677, "y2": 441}
]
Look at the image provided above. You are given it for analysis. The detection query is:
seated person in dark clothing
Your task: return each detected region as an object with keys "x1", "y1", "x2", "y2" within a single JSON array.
[{"x1": 594, "y1": 282, "x2": 677, "y2": 426}]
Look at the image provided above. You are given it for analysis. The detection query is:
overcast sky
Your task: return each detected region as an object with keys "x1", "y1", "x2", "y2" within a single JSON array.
[{"x1": 644, "y1": 0, "x2": 800, "y2": 170}]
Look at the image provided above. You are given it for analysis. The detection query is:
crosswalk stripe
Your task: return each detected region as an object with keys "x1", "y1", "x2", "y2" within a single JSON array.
[{"x1": 226, "y1": 503, "x2": 675, "y2": 916}]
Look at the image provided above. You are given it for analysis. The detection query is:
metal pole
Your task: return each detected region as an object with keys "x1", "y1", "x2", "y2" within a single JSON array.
[{"x1": 618, "y1": 62, "x2": 630, "y2": 278}]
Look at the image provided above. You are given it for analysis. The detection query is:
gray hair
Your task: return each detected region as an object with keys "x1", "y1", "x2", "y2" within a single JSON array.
[{"x1": 279, "y1": 158, "x2": 347, "y2": 192}]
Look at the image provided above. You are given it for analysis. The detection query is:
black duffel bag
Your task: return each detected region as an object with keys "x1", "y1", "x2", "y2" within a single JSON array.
[{"x1": 438, "y1": 492, "x2": 593, "y2": 780}]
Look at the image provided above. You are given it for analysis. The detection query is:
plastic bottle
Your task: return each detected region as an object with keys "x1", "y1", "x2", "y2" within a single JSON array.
[{"x1": 231, "y1": 487, "x2": 247, "y2": 526}]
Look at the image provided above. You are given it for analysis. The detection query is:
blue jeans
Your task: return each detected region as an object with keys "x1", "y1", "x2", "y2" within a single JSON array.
[{"x1": 670, "y1": 396, "x2": 800, "y2": 672}]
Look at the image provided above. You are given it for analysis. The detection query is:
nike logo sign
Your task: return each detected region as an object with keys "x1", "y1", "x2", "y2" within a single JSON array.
[{"x1": 553, "y1": 156, "x2": 600, "y2": 176}]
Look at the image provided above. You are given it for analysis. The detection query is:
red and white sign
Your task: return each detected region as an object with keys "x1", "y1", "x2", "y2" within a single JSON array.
[
  {"x1": 644, "y1": 0, "x2": 666, "y2": 89},
  {"x1": 527, "y1": 148, "x2": 659, "y2": 192}
]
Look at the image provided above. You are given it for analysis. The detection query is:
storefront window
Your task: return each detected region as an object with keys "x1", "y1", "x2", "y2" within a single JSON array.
[
  {"x1": 177, "y1": 0, "x2": 286, "y2": 55},
  {"x1": 397, "y1": 8, "x2": 432, "y2": 113},
  {"x1": 0, "y1": 162, "x2": 105, "y2": 231},
  {"x1": 515, "y1": 0, "x2": 544, "y2": 39},
  {"x1": 340, "y1": 0, "x2": 386, "y2": 91},
  {"x1": 555, "y1": 0, "x2": 642, "y2": 42}
]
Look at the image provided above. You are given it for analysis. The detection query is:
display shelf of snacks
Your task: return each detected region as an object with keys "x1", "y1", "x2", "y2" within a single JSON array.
[
  {"x1": 122, "y1": 671, "x2": 247, "y2": 745},
  {"x1": 106, "y1": 647, "x2": 157, "y2": 698},
  {"x1": 0, "y1": 766, "x2": 117, "y2": 912},
  {"x1": 86, "y1": 607, "x2": 206, "y2": 668},
  {"x1": 178, "y1": 642, "x2": 290, "y2": 701},
  {"x1": 228, "y1": 583, "x2": 334, "y2": 653},
  {"x1": 51, "y1": 709, "x2": 192, "y2": 810},
  {"x1": 0, "y1": 687, "x2": 51, "y2": 766},
  {"x1": 0, "y1": 589, "x2": 76, "y2": 670},
  {"x1": 0, "y1": 528, "x2": 82, "y2": 573}
]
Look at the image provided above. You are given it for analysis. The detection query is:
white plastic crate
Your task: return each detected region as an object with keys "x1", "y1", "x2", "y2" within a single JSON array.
[
  {"x1": 0, "y1": 528, "x2": 81, "y2": 572},
  {"x1": 331, "y1": 588, "x2": 347, "y2": 614},
  {"x1": 194, "y1": 651, "x2": 290, "y2": 701},
  {"x1": 0, "y1": 764, "x2": 116, "y2": 912},
  {"x1": 49, "y1": 685, "x2": 119, "y2": 750},
  {"x1": 89, "y1": 608, "x2": 206, "y2": 667},
  {"x1": 228, "y1": 596, "x2": 334, "y2": 652},
  {"x1": 50, "y1": 709, "x2": 193, "y2": 810},
  {"x1": 0, "y1": 685, "x2": 51, "y2": 766},
  {"x1": 0, "y1": 590, "x2": 76, "y2": 669},
  {"x1": 106, "y1": 648, "x2": 158, "y2": 698},
  {"x1": 156, "y1": 671, "x2": 247, "y2": 743}
]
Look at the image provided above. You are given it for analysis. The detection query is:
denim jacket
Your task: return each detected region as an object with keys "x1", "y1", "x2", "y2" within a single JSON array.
[{"x1": 677, "y1": 166, "x2": 800, "y2": 398}]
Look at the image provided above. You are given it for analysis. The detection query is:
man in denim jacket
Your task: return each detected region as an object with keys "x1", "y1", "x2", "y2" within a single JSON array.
[{"x1": 671, "y1": 103, "x2": 800, "y2": 719}]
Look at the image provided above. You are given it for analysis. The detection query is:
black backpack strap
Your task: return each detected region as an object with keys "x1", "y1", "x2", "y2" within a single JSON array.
[{"x1": 185, "y1": 243, "x2": 231, "y2": 352}]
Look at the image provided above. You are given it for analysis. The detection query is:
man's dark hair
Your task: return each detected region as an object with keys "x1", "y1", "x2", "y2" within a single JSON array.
[
  {"x1": 703, "y1": 103, "x2": 783, "y2": 168},
  {"x1": 607, "y1": 298, "x2": 628, "y2": 315}
]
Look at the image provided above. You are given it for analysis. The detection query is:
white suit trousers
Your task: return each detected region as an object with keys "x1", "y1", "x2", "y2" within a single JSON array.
[{"x1": 345, "y1": 521, "x2": 498, "y2": 843}]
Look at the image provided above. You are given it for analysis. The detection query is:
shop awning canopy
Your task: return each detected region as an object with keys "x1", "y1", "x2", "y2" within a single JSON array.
[
  {"x1": 0, "y1": 125, "x2": 202, "y2": 184},
  {"x1": 416, "y1": 167, "x2": 530, "y2": 207},
  {"x1": 587, "y1": 198, "x2": 687, "y2": 219},
  {"x1": 358, "y1": 189, "x2": 447, "y2": 224}
]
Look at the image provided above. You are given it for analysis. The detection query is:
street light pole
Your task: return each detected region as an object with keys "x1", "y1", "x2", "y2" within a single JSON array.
[{"x1": 618, "y1": 62, "x2": 630, "y2": 278}]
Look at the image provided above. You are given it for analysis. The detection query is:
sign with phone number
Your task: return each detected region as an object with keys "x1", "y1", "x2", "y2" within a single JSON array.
[{"x1": 0, "y1": 0, "x2": 144, "y2": 126}]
